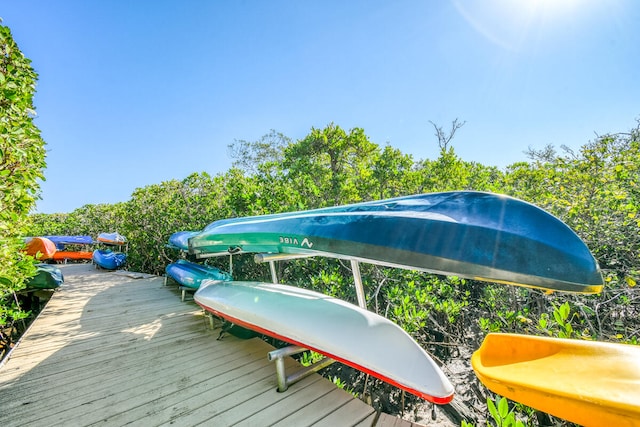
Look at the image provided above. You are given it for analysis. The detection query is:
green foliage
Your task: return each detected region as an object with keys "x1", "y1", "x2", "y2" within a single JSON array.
[
  {"x1": 330, "y1": 375, "x2": 358, "y2": 397},
  {"x1": 385, "y1": 274, "x2": 470, "y2": 333},
  {"x1": 486, "y1": 396, "x2": 525, "y2": 427},
  {"x1": 501, "y1": 124, "x2": 640, "y2": 344},
  {"x1": 283, "y1": 123, "x2": 380, "y2": 206},
  {"x1": 228, "y1": 129, "x2": 291, "y2": 176},
  {"x1": 371, "y1": 145, "x2": 417, "y2": 199},
  {"x1": 298, "y1": 350, "x2": 325, "y2": 367},
  {"x1": 0, "y1": 22, "x2": 46, "y2": 358},
  {"x1": 547, "y1": 302, "x2": 574, "y2": 338},
  {"x1": 28, "y1": 213, "x2": 71, "y2": 236}
]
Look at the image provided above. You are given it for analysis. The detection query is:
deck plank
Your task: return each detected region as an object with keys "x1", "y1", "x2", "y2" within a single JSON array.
[
  {"x1": 0, "y1": 263, "x2": 425, "y2": 427},
  {"x1": 311, "y1": 398, "x2": 376, "y2": 426}
]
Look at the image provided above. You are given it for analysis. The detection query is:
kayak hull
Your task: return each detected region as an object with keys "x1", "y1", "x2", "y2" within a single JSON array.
[
  {"x1": 194, "y1": 280, "x2": 454, "y2": 404},
  {"x1": 26, "y1": 264, "x2": 64, "y2": 290},
  {"x1": 23, "y1": 237, "x2": 57, "y2": 260},
  {"x1": 45, "y1": 235, "x2": 93, "y2": 249},
  {"x1": 471, "y1": 333, "x2": 640, "y2": 427},
  {"x1": 189, "y1": 192, "x2": 603, "y2": 293},
  {"x1": 52, "y1": 251, "x2": 94, "y2": 261},
  {"x1": 97, "y1": 232, "x2": 127, "y2": 245},
  {"x1": 165, "y1": 259, "x2": 231, "y2": 289},
  {"x1": 92, "y1": 249, "x2": 127, "y2": 270},
  {"x1": 168, "y1": 231, "x2": 199, "y2": 251}
]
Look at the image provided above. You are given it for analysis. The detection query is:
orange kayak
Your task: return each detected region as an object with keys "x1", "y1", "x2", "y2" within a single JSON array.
[
  {"x1": 52, "y1": 251, "x2": 94, "y2": 261},
  {"x1": 472, "y1": 333, "x2": 640, "y2": 427},
  {"x1": 23, "y1": 237, "x2": 57, "y2": 260}
]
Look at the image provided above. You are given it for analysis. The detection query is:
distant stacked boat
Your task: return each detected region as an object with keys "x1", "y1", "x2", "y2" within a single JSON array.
[
  {"x1": 22, "y1": 232, "x2": 128, "y2": 271},
  {"x1": 92, "y1": 233, "x2": 128, "y2": 270},
  {"x1": 26, "y1": 264, "x2": 64, "y2": 290},
  {"x1": 92, "y1": 249, "x2": 127, "y2": 270},
  {"x1": 47, "y1": 235, "x2": 94, "y2": 261},
  {"x1": 97, "y1": 232, "x2": 128, "y2": 246},
  {"x1": 23, "y1": 237, "x2": 57, "y2": 261}
]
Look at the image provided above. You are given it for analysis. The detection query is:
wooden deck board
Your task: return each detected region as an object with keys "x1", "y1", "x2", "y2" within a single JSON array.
[
  {"x1": 311, "y1": 398, "x2": 377, "y2": 426},
  {"x1": 0, "y1": 263, "x2": 424, "y2": 427}
]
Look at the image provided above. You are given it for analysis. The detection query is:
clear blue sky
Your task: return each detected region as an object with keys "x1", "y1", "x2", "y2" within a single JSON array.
[{"x1": 3, "y1": 0, "x2": 639, "y2": 213}]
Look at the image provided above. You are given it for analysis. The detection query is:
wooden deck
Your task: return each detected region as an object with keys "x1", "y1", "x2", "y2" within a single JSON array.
[{"x1": 0, "y1": 264, "x2": 422, "y2": 426}]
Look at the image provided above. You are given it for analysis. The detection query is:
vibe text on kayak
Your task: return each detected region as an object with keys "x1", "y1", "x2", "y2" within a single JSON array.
[{"x1": 279, "y1": 236, "x2": 314, "y2": 248}]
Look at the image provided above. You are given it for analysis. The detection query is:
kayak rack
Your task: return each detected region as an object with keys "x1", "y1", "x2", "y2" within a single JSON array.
[
  {"x1": 254, "y1": 253, "x2": 368, "y2": 310},
  {"x1": 193, "y1": 250, "x2": 239, "y2": 277},
  {"x1": 163, "y1": 275, "x2": 194, "y2": 302},
  {"x1": 208, "y1": 251, "x2": 366, "y2": 393},
  {"x1": 201, "y1": 311, "x2": 335, "y2": 392},
  {"x1": 268, "y1": 345, "x2": 335, "y2": 392},
  {"x1": 200, "y1": 251, "x2": 368, "y2": 310},
  {"x1": 254, "y1": 252, "x2": 316, "y2": 284}
]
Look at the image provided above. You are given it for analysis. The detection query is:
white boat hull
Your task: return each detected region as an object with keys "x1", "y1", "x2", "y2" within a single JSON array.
[{"x1": 194, "y1": 280, "x2": 454, "y2": 404}]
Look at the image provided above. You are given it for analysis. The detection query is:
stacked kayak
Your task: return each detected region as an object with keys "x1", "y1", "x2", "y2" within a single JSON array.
[
  {"x1": 195, "y1": 280, "x2": 454, "y2": 404},
  {"x1": 52, "y1": 251, "x2": 93, "y2": 261},
  {"x1": 189, "y1": 191, "x2": 603, "y2": 294},
  {"x1": 92, "y1": 249, "x2": 127, "y2": 270},
  {"x1": 23, "y1": 237, "x2": 57, "y2": 260},
  {"x1": 185, "y1": 191, "x2": 606, "y2": 409},
  {"x1": 94, "y1": 233, "x2": 127, "y2": 269},
  {"x1": 45, "y1": 235, "x2": 93, "y2": 249},
  {"x1": 472, "y1": 333, "x2": 640, "y2": 426},
  {"x1": 165, "y1": 259, "x2": 231, "y2": 290},
  {"x1": 45, "y1": 235, "x2": 94, "y2": 261},
  {"x1": 26, "y1": 264, "x2": 64, "y2": 290},
  {"x1": 97, "y1": 232, "x2": 127, "y2": 245},
  {"x1": 167, "y1": 231, "x2": 199, "y2": 252}
]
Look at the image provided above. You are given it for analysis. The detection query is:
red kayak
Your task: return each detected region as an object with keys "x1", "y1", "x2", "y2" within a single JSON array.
[{"x1": 52, "y1": 251, "x2": 94, "y2": 261}]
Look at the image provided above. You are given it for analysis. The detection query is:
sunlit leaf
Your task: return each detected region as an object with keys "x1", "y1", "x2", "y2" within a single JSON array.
[{"x1": 498, "y1": 396, "x2": 509, "y2": 418}]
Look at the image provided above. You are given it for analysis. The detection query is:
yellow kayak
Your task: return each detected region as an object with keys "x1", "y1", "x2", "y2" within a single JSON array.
[{"x1": 471, "y1": 333, "x2": 640, "y2": 427}]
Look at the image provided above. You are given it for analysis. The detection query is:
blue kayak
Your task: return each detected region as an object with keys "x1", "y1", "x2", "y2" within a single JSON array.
[
  {"x1": 188, "y1": 191, "x2": 603, "y2": 294},
  {"x1": 93, "y1": 249, "x2": 127, "y2": 270},
  {"x1": 44, "y1": 235, "x2": 93, "y2": 250},
  {"x1": 165, "y1": 259, "x2": 231, "y2": 289},
  {"x1": 167, "y1": 231, "x2": 200, "y2": 251}
]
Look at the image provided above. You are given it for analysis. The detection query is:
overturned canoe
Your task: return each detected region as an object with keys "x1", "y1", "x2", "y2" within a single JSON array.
[
  {"x1": 97, "y1": 232, "x2": 127, "y2": 245},
  {"x1": 92, "y1": 249, "x2": 126, "y2": 270},
  {"x1": 189, "y1": 191, "x2": 603, "y2": 293},
  {"x1": 194, "y1": 280, "x2": 454, "y2": 404},
  {"x1": 167, "y1": 231, "x2": 199, "y2": 251},
  {"x1": 26, "y1": 264, "x2": 64, "y2": 290},
  {"x1": 472, "y1": 333, "x2": 640, "y2": 427},
  {"x1": 23, "y1": 237, "x2": 57, "y2": 260},
  {"x1": 52, "y1": 251, "x2": 94, "y2": 261},
  {"x1": 165, "y1": 259, "x2": 231, "y2": 289},
  {"x1": 45, "y1": 235, "x2": 93, "y2": 249}
]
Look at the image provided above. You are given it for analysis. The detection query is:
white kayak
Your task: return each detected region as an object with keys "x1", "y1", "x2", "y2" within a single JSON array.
[{"x1": 194, "y1": 280, "x2": 454, "y2": 404}]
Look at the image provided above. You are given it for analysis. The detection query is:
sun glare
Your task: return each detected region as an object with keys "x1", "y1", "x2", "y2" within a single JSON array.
[{"x1": 452, "y1": 0, "x2": 588, "y2": 51}]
